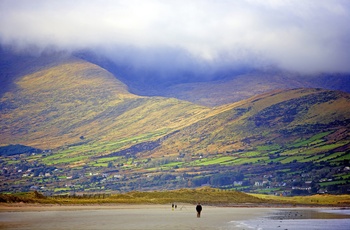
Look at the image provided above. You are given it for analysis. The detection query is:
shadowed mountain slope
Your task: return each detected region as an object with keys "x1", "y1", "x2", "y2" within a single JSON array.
[
  {"x1": 75, "y1": 51, "x2": 350, "y2": 107},
  {"x1": 158, "y1": 72, "x2": 350, "y2": 107}
]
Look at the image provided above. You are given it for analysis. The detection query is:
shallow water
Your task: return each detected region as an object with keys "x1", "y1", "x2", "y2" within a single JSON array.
[
  {"x1": 233, "y1": 219, "x2": 350, "y2": 230},
  {"x1": 232, "y1": 209, "x2": 350, "y2": 230}
]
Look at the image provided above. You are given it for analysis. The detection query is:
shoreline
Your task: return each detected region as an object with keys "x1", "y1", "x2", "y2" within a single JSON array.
[
  {"x1": 1, "y1": 202, "x2": 349, "y2": 213},
  {"x1": 1, "y1": 202, "x2": 349, "y2": 211}
]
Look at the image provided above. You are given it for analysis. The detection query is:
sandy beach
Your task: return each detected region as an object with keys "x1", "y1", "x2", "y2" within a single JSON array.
[{"x1": 0, "y1": 204, "x2": 349, "y2": 230}]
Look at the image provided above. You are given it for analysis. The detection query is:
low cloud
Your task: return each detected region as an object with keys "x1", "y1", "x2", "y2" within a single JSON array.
[{"x1": 1, "y1": 0, "x2": 350, "y2": 77}]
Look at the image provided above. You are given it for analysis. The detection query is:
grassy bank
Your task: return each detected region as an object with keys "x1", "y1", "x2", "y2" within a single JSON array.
[
  {"x1": 251, "y1": 193, "x2": 350, "y2": 206},
  {"x1": 1, "y1": 188, "x2": 350, "y2": 206},
  {"x1": 0, "y1": 188, "x2": 263, "y2": 205}
]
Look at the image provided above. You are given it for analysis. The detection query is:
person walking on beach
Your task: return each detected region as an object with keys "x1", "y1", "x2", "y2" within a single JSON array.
[{"x1": 196, "y1": 203, "x2": 202, "y2": 218}]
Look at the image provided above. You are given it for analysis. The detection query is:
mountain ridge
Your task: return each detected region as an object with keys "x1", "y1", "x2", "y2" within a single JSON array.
[{"x1": 74, "y1": 50, "x2": 350, "y2": 107}]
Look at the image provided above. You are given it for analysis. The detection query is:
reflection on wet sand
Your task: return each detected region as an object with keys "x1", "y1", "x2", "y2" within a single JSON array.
[
  {"x1": 236, "y1": 208, "x2": 350, "y2": 230},
  {"x1": 269, "y1": 209, "x2": 350, "y2": 220}
]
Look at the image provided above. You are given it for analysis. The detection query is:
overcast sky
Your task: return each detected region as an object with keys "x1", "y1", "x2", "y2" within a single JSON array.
[{"x1": 1, "y1": 0, "x2": 350, "y2": 76}]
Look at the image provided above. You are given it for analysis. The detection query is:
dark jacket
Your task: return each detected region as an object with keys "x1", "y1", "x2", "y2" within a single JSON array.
[{"x1": 196, "y1": 204, "x2": 202, "y2": 212}]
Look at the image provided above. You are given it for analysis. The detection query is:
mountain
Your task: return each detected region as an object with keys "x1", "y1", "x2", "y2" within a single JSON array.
[
  {"x1": 0, "y1": 50, "x2": 349, "y2": 195},
  {"x1": 1, "y1": 54, "x2": 133, "y2": 148},
  {"x1": 0, "y1": 58, "x2": 220, "y2": 152}
]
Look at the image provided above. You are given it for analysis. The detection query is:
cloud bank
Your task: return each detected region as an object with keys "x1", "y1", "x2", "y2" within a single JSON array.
[{"x1": 1, "y1": 0, "x2": 350, "y2": 76}]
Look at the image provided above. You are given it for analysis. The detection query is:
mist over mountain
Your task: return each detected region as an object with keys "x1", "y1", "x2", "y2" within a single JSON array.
[
  {"x1": 2, "y1": 1, "x2": 350, "y2": 106},
  {"x1": 1, "y1": 1, "x2": 350, "y2": 80},
  {"x1": 3, "y1": 46, "x2": 350, "y2": 108}
]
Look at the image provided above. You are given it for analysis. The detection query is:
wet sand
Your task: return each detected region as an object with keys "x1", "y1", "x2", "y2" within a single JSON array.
[
  {"x1": 0, "y1": 204, "x2": 269, "y2": 230},
  {"x1": 0, "y1": 204, "x2": 349, "y2": 230}
]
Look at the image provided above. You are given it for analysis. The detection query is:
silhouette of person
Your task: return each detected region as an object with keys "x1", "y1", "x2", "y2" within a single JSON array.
[{"x1": 196, "y1": 203, "x2": 202, "y2": 218}]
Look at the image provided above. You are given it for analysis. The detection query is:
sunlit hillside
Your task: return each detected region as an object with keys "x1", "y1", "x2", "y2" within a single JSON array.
[
  {"x1": 1, "y1": 59, "x2": 129, "y2": 148},
  {"x1": 148, "y1": 88, "x2": 350, "y2": 157},
  {"x1": 0, "y1": 58, "x2": 213, "y2": 153}
]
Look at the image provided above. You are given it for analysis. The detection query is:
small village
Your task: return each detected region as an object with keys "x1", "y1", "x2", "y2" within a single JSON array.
[{"x1": 1, "y1": 149, "x2": 349, "y2": 196}]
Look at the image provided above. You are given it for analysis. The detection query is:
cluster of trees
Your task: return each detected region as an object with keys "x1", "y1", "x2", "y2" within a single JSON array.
[{"x1": 0, "y1": 144, "x2": 42, "y2": 156}]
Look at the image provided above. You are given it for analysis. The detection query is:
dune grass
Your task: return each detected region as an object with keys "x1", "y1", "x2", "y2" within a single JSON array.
[
  {"x1": 251, "y1": 193, "x2": 350, "y2": 206},
  {"x1": 1, "y1": 188, "x2": 350, "y2": 206},
  {"x1": 0, "y1": 187, "x2": 264, "y2": 205}
]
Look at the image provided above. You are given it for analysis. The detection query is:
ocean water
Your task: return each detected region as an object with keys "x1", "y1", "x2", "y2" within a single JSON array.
[
  {"x1": 230, "y1": 209, "x2": 350, "y2": 230},
  {"x1": 319, "y1": 209, "x2": 350, "y2": 215}
]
